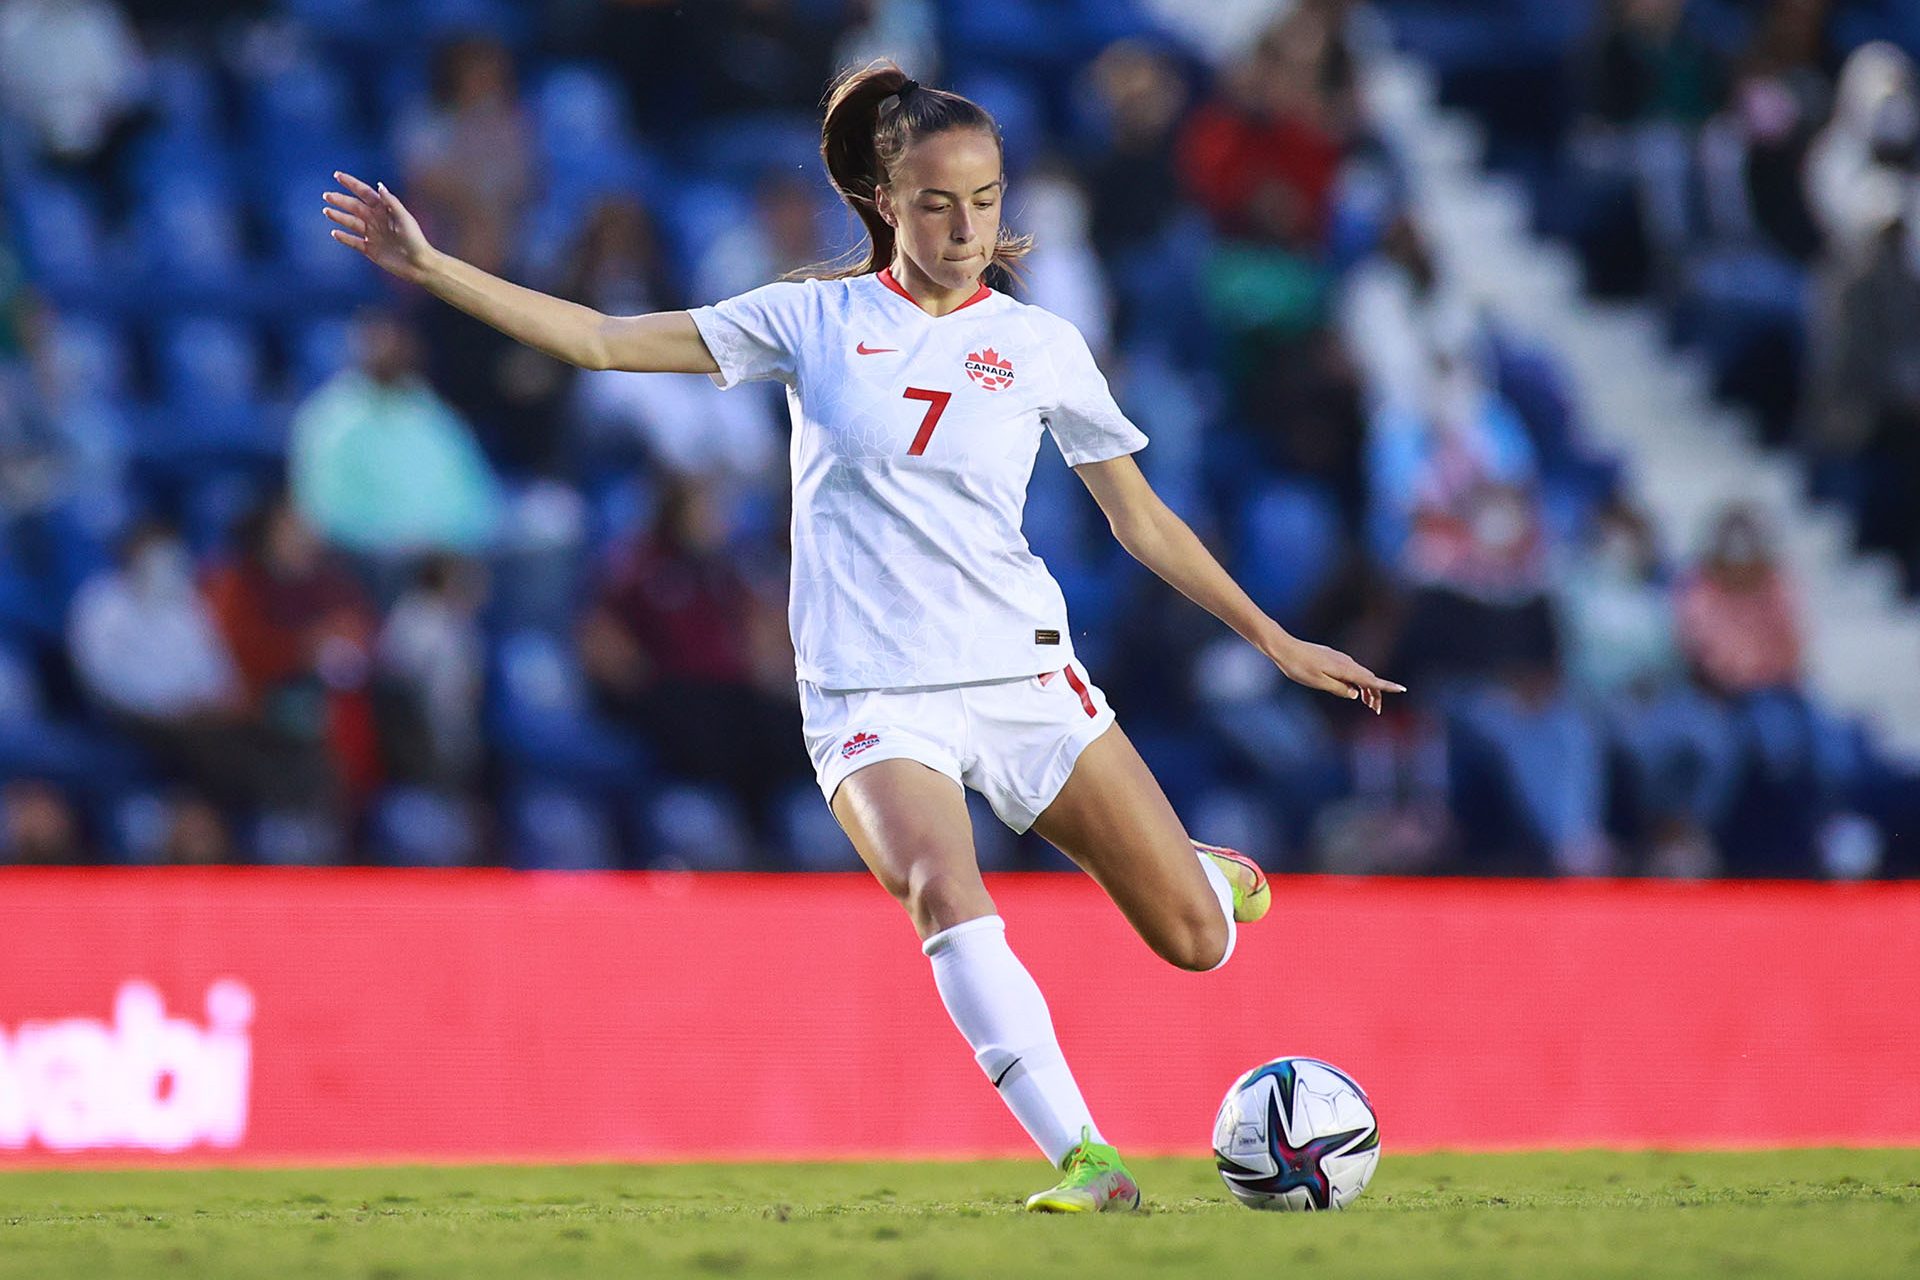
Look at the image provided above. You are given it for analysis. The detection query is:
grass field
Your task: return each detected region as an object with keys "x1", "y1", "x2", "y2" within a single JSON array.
[{"x1": 3, "y1": 1150, "x2": 1918, "y2": 1279}]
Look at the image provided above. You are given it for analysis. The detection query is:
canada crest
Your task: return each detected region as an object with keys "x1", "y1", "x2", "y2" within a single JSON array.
[{"x1": 964, "y1": 347, "x2": 1015, "y2": 392}]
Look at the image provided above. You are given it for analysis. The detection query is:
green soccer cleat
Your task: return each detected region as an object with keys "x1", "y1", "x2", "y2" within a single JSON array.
[
  {"x1": 1194, "y1": 840, "x2": 1271, "y2": 924},
  {"x1": 1025, "y1": 1127, "x2": 1143, "y2": 1214}
]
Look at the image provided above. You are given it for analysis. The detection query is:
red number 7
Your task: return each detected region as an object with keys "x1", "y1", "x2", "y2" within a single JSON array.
[{"x1": 902, "y1": 386, "x2": 952, "y2": 456}]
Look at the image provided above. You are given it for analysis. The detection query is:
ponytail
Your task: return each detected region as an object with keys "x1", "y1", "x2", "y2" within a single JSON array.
[{"x1": 810, "y1": 59, "x2": 1033, "y2": 282}]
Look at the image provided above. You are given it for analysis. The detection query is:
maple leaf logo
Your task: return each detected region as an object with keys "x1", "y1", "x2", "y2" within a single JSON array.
[{"x1": 964, "y1": 346, "x2": 1015, "y2": 391}]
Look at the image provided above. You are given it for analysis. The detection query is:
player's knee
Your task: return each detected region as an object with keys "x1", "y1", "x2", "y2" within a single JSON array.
[
  {"x1": 1155, "y1": 909, "x2": 1230, "y2": 973},
  {"x1": 901, "y1": 862, "x2": 988, "y2": 934}
]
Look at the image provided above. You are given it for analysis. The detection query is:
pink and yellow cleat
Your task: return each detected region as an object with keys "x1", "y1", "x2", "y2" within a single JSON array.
[{"x1": 1193, "y1": 840, "x2": 1271, "y2": 924}]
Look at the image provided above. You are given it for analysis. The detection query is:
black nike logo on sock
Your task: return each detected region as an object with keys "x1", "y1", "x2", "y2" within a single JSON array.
[{"x1": 992, "y1": 1057, "x2": 1022, "y2": 1089}]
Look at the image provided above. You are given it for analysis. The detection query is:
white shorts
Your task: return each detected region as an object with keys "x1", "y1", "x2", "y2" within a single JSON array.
[{"x1": 801, "y1": 662, "x2": 1116, "y2": 833}]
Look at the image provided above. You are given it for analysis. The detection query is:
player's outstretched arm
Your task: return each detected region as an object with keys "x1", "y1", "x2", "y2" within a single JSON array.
[
  {"x1": 322, "y1": 171, "x2": 718, "y2": 376},
  {"x1": 1074, "y1": 454, "x2": 1406, "y2": 713}
]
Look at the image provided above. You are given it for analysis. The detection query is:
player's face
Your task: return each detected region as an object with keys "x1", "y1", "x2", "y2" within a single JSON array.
[{"x1": 879, "y1": 127, "x2": 1004, "y2": 291}]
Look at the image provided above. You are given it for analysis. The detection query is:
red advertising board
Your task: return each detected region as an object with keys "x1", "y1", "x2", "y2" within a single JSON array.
[{"x1": 1, "y1": 870, "x2": 1916, "y2": 1167}]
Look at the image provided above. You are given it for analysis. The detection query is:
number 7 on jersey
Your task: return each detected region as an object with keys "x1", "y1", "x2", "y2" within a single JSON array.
[{"x1": 902, "y1": 386, "x2": 952, "y2": 456}]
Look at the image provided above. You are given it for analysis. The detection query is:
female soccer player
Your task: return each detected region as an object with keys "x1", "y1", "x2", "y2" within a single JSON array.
[{"x1": 325, "y1": 61, "x2": 1402, "y2": 1212}]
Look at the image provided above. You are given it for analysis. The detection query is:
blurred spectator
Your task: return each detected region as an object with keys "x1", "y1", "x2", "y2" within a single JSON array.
[
  {"x1": 69, "y1": 520, "x2": 331, "y2": 855},
  {"x1": 0, "y1": 779, "x2": 84, "y2": 864},
  {"x1": 376, "y1": 554, "x2": 488, "y2": 792},
  {"x1": 0, "y1": 223, "x2": 24, "y2": 359},
  {"x1": 579, "y1": 476, "x2": 802, "y2": 832},
  {"x1": 1179, "y1": 11, "x2": 1351, "y2": 249},
  {"x1": 1589, "y1": 0, "x2": 1725, "y2": 130},
  {"x1": 1677, "y1": 505, "x2": 1803, "y2": 698},
  {"x1": 1805, "y1": 42, "x2": 1919, "y2": 258},
  {"x1": 160, "y1": 795, "x2": 233, "y2": 864},
  {"x1": 1574, "y1": 0, "x2": 1724, "y2": 280},
  {"x1": 397, "y1": 35, "x2": 536, "y2": 263},
  {"x1": 68, "y1": 519, "x2": 240, "y2": 726},
  {"x1": 1555, "y1": 501, "x2": 1735, "y2": 875},
  {"x1": 565, "y1": 198, "x2": 775, "y2": 480},
  {"x1": 1801, "y1": 213, "x2": 1920, "y2": 591},
  {"x1": 0, "y1": 0, "x2": 151, "y2": 223},
  {"x1": 0, "y1": 0, "x2": 1909, "y2": 873},
  {"x1": 1082, "y1": 41, "x2": 1189, "y2": 263},
  {"x1": 685, "y1": 0, "x2": 841, "y2": 117},
  {"x1": 1367, "y1": 350, "x2": 1537, "y2": 572},
  {"x1": 1801, "y1": 43, "x2": 1920, "y2": 590},
  {"x1": 289, "y1": 311, "x2": 501, "y2": 561},
  {"x1": 834, "y1": 0, "x2": 940, "y2": 92},
  {"x1": 1698, "y1": 8, "x2": 1829, "y2": 265},
  {"x1": 1013, "y1": 166, "x2": 1113, "y2": 358},
  {"x1": 418, "y1": 225, "x2": 575, "y2": 477},
  {"x1": 695, "y1": 173, "x2": 829, "y2": 306},
  {"x1": 1677, "y1": 504, "x2": 1835, "y2": 877},
  {"x1": 204, "y1": 495, "x2": 377, "y2": 847},
  {"x1": 1339, "y1": 213, "x2": 1477, "y2": 415},
  {"x1": 554, "y1": 195, "x2": 677, "y2": 319}
]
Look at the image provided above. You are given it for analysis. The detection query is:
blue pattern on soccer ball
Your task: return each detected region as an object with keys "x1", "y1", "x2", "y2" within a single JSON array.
[{"x1": 1216, "y1": 1060, "x2": 1377, "y2": 1210}]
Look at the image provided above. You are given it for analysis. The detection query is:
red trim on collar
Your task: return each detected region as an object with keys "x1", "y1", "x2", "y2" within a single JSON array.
[{"x1": 877, "y1": 267, "x2": 992, "y2": 314}]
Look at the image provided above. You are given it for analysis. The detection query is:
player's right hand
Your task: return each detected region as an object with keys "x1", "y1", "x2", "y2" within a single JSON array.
[
  {"x1": 1270, "y1": 637, "x2": 1406, "y2": 715},
  {"x1": 323, "y1": 172, "x2": 435, "y2": 283}
]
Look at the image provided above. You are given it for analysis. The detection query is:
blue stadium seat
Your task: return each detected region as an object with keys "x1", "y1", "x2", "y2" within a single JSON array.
[
  {"x1": 508, "y1": 786, "x2": 619, "y2": 870},
  {"x1": 101, "y1": 789, "x2": 171, "y2": 866},
  {"x1": 1236, "y1": 478, "x2": 1345, "y2": 627},
  {"x1": 289, "y1": 316, "x2": 356, "y2": 394},
  {"x1": 408, "y1": 0, "x2": 536, "y2": 48},
  {"x1": 372, "y1": 787, "x2": 480, "y2": 867},
  {"x1": 0, "y1": 643, "x2": 42, "y2": 723},
  {"x1": 489, "y1": 630, "x2": 649, "y2": 791},
  {"x1": 950, "y1": 72, "x2": 1045, "y2": 175},
  {"x1": 690, "y1": 112, "x2": 821, "y2": 183},
  {"x1": 655, "y1": 180, "x2": 753, "y2": 282},
  {"x1": 181, "y1": 471, "x2": 269, "y2": 558},
  {"x1": 536, "y1": 63, "x2": 633, "y2": 159},
  {"x1": 128, "y1": 126, "x2": 234, "y2": 206},
  {"x1": 44, "y1": 317, "x2": 134, "y2": 405},
  {"x1": 280, "y1": 0, "x2": 390, "y2": 49},
  {"x1": 147, "y1": 52, "x2": 226, "y2": 135},
  {"x1": 160, "y1": 319, "x2": 261, "y2": 407},
  {"x1": 138, "y1": 322, "x2": 277, "y2": 468},
  {"x1": 138, "y1": 179, "x2": 246, "y2": 292},
  {"x1": 943, "y1": 0, "x2": 1078, "y2": 72},
  {"x1": 249, "y1": 59, "x2": 355, "y2": 157},
  {"x1": 10, "y1": 176, "x2": 109, "y2": 295},
  {"x1": 642, "y1": 784, "x2": 753, "y2": 871}
]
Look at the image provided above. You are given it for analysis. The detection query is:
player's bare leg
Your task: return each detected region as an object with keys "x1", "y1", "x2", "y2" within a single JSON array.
[
  {"x1": 832, "y1": 758, "x2": 992, "y2": 938},
  {"x1": 1031, "y1": 722, "x2": 1263, "y2": 973},
  {"x1": 832, "y1": 759, "x2": 1139, "y2": 1211}
]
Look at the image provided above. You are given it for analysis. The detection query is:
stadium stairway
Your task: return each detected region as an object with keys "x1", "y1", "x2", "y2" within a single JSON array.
[{"x1": 1364, "y1": 53, "x2": 1920, "y2": 766}]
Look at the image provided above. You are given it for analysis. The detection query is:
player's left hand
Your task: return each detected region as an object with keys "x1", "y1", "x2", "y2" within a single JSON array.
[{"x1": 1270, "y1": 638, "x2": 1406, "y2": 715}]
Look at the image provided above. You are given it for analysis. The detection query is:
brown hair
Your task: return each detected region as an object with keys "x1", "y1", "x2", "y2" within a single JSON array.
[{"x1": 811, "y1": 60, "x2": 1033, "y2": 281}]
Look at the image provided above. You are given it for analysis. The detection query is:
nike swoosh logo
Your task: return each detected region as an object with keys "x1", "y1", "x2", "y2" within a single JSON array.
[{"x1": 855, "y1": 343, "x2": 898, "y2": 355}]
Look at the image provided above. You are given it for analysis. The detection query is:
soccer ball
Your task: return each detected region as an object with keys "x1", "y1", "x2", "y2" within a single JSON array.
[{"x1": 1212, "y1": 1057, "x2": 1380, "y2": 1211}]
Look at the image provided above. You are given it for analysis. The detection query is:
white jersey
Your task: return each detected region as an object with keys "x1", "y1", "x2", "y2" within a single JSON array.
[{"x1": 689, "y1": 269, "x2": 1147, "y2": 691}]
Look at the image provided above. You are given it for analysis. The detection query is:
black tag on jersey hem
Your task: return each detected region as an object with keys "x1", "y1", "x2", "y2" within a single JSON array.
[{"x1": 1034, "y1": 629, "x2": 1061, "y2": 645}]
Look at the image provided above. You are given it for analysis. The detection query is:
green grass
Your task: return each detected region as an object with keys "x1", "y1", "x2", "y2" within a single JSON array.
[{"x1": 3, "y1": 1150, "x2": 1919, "y2": 1279}]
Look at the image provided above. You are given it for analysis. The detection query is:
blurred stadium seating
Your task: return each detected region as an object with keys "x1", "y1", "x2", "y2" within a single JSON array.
[{"x1": 1, "y1": 0, "x2": 1916, "y2": 878}]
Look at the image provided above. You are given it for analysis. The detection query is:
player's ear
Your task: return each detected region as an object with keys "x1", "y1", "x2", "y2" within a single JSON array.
[{"x1": 875, "y1": 182, "x2": 896, "y2": 228}]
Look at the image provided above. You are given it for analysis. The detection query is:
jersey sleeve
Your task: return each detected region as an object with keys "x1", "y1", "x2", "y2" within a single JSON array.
[
  {"x1": 687, "y1": 280, "x2": 814, "y2": 389},
  {"x1": 1041, "y1": 317, "x2": 1149, "y2": 466}
]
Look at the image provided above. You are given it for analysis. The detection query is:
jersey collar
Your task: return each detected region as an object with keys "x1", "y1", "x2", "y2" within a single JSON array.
[{"x1": 877, "y1": 266, "x2": 993, "y2": 316}]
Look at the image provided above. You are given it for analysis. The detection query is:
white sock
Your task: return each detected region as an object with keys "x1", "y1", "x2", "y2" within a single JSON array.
[
  {"x1": 923, "y1": 915, "x2": 1101, "y2": 1167},
  {"x1": 1194, "y1": 848, "x2": 1237, "y2": 970}
]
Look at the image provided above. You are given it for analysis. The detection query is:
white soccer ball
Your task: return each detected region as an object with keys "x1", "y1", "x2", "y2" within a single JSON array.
[{"x1": 1212, "y1": 1057, "x2": 1380, "y2": 1211}]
